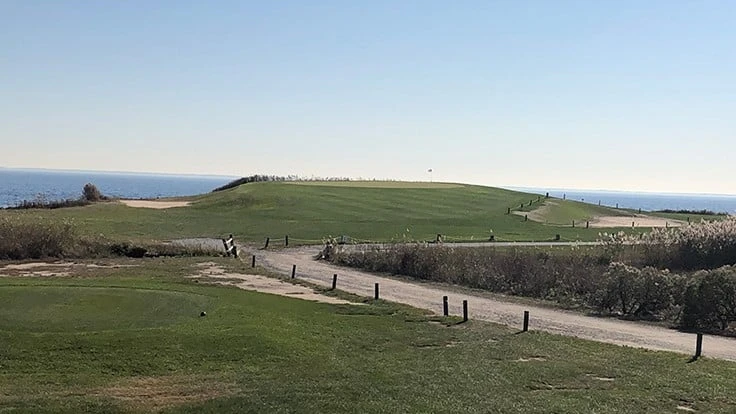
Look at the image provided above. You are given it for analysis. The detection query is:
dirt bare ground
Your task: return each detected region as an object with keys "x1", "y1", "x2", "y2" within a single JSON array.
[
  {"x1": 256, "y1": 246, "x2": 736, "y2": 361},
  {"x1": 190, "y1": 262, "x2": 355, "y2": 305}
]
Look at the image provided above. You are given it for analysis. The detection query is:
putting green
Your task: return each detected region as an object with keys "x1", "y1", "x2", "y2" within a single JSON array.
[{"x1": 0, "y1": 286, "x2": 212, "y2": 333}]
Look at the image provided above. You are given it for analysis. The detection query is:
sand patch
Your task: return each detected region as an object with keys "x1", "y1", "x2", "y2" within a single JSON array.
[
  {"x1": 0, "y1": 262, "x2": 138, "y2": 277},
  {"x1": 515, "y1": 356, "x2": 547, "y2": 362},
  {"x1": 95, "y1": 375, "x2": 237, "y2": 411},
  {"x1": 119, "y1": 200, "x2": 191, "y2": 209},
  {"x1": 192, "y1": 263, "x2": 356, "y2": 305},
  {"x1": 589, "y1": 215, "x2": 685, "y2": 228}
]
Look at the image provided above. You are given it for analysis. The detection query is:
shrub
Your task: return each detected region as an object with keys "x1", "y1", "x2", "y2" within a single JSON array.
[
  {"x1": 0, "y1": 217, "x2": 77, "y2": 259},
  {"x1": 681, "y1": 266, "x2": 736, "y2": 331},
  {"x1": 82, "y1": 183, "x2": 104, "y2": 202}
]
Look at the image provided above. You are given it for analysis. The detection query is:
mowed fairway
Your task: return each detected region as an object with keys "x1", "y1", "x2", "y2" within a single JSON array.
[
  {"x1": 1, "y1": 259, "x2": 736, "y2": 413},
  {"x1": 0, "y1": 181, "x2": 634, "y2": 243}
]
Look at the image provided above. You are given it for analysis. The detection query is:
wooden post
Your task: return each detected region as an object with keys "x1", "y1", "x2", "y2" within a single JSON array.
[
  {"x1": 586, "y1": 221, "x2": 589, "y2": 229},
  {"x1": 507, "y1": 207, "x2": 511, "y2": 214},
  {"x1": 616, "y1": 203, "x2": 619, "y2": 208},
  {"x1": 529, "y1": 200, "x2": 532, "y2": 206},
  {"x1": 264, "y1": 237, "x2": 270, "y2": 248},
  {"x1": 462, "y1": 300, "x2": 468, "y2": 322},
  {"x1": 291, "y1": 264, "x2": 296, "y2": 279},
  {"x1": 572, "y1": 220, "x2": 575, "y2": 228},
  {"x1": 251, "y1": 255, "x2": 256, "y2": 267},
  {"x1": 285, "y1": 235, "x2": 289, "y2": 247},
  {"x1": 443, "y1": 296, "x2": 448, "y2": 316},
  {"x1": 523, "y1": 310, "x2": 529, "y2": 332},
  {"x1": 598, "y1": 200, "x2": 601, "y2": 206},
  {"x1": 332, "y1": 274, "x2": 337, "y2": 290},
  {"x1": 555, "y1": 234, "x2": 560, "y2": 241},
  {"x1": 632, "y1": 221, "x2": 635, "y2": 228},
  {"x1": 524, "y1": 215, "x2": 528, "y2": 222},
  {"x1": 638, "y1": 208, "x2": 642, "y2": 214},
  {"x1": 563, "y1": 193, "x2": 566, "y2": 200},
  {"x1": 520, "y1": 203, "x2": 524, "y2": 209},
  {"x1": 695, "y1": 333, "x2": 703, "y2": 359},
  {"x1": 222, "y1": 239, "x2": 229, "y2": 256},
  {"x1": 374, "y1": 283, "x2": 379, "y2": 300}
]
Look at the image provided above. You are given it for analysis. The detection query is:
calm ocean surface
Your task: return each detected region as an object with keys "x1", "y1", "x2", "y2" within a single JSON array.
[
  {"x1": 511, "y1": 188, "x2": 736, "y2": 214},
  {"x1": 0, "y1": 169, "x2": 234, "y2": 208}
]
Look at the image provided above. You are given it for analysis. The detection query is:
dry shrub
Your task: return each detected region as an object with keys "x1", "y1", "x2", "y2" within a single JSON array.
[{"x1": 0, "y1": 217, "x2": 77, "y2": 260}]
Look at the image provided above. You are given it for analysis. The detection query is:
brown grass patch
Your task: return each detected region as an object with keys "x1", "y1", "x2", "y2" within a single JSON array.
[{"x1": 95, "y1": 375, "x2": 238, "y2": 411}]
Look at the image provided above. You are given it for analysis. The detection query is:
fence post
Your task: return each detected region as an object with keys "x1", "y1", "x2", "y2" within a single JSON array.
[
  {"x1": 374, "y1": 283, "x2": 379, "y2": 300},
  {"x1": 507, "y1": 207, "x2": 511, "y2": 214},
  {"x1": 251, "y1": 255, "x2": 256, "y2": 267},
  {"x1": 264, "y1": 237, "x2": 270, "y2": 249},
  {"x1": 695, "y1": 333, "x2": 703, "y2": 359},
  {"x1": 443, "y1": 296, "x2": 448, "y2": 316},
  {"x1": 523, "y1": 311, "x2": 529, "y2": 332},
  {"x1": 285, "y1": 235, "x2": 289, "y2": 247},
  {"x1": 572, "y1": 220, "x2": 575, "y2": 228},
  {"x1": 586, "y1": 221, "x2": 589, "y2": 229},
  {"x1": 332, "y1": 274, "x2": 337, "y2": 290},
  {"x1": 291, "y1": 264, "x2": 296, "y2": 279},
  {"x1": 462, "y1": 300, "x2": 468, "y2": 322},
  {"x1": 525, "y1": 215, "x2": 528, "y2": 222}
]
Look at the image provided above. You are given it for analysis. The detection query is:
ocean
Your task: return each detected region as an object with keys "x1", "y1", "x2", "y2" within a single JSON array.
[
  {"x1": 0, "y1": 169, "x2": 234, "y2": 208},
  {"x1": 510, "y1": 187, "x2": 736, "y2": 214}
]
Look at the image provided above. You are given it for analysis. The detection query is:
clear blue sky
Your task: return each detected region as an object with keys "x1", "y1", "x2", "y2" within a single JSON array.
[{"x1": 2, "y1": 1, "x2": 734, "y2": 194}]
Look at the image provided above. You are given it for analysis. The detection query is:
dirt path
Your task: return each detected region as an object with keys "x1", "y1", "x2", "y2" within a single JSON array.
[{"x1": 256, "y1": 246, "x2": 736, "y2": 361}]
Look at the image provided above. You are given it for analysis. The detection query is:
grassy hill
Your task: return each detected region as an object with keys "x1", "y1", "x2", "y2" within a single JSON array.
[{"x1": 1, "y1": 181, "x2": 639, "y2": 244}]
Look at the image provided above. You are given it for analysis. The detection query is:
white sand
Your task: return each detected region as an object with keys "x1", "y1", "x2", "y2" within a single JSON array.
[{"x1": 120, "y1": 200, "x2": 191, "y2": 209}]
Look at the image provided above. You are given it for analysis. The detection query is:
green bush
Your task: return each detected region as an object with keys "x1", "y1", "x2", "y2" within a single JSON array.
[{"x1": 681, "y1": 266, "x2": 736, "y2": 331}]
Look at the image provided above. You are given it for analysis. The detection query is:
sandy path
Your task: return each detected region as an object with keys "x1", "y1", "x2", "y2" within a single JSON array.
[
  {"x1": 257, "y1": 246, "x2": 736, "y2": 361},
  {"x1": 119, "y1": 200, "x2": 191, "y2": 209},
  {"x1": 590, "y1": 215, "x2": 685, "y2": 228}
]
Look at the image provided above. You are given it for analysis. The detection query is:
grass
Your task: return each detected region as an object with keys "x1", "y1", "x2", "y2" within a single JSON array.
[
  {"x1": 1, "y1": 257, "x2": 736, "y2": 413},
  {"x1": 519, "y1": 199, "x2": 630, "y2": 225},
  {"x1": 0, "y1": 181, "x2": 641, "y2": 244}
]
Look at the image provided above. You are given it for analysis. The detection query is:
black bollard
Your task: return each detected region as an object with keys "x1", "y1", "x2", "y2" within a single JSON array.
[
  {"x1": 332, "y1": 274, "x2": 337, "y2": 290},
  {"x1": 291, "y1": 264, "x2": 296, "y2": 279},
  {"x1": 523, "y1": 311, "x2": 529, "y2": 332},
  {"x1": 443, "y1": 296, "x2": 449, "y2": 316}
]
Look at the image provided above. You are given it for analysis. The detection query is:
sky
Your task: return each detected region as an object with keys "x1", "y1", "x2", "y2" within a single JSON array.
[{"x1": 1, "y1": 1, "x2": 734, "y2": 194}]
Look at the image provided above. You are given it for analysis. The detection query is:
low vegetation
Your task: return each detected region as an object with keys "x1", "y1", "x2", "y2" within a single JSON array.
[
  {"x1": 1, "y1": 261, "x2": 736, "y2": 413},
  {"x1": 328, "y1": 217, "x2": 736, "y2": 333},
  {"x1": 0, "y1": 217, "x2": 219, "y2": 260}
]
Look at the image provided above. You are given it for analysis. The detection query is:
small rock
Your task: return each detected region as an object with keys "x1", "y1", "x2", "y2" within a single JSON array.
[{"x1": 200, "y1": 311, "x2": 207, "y2": 317}]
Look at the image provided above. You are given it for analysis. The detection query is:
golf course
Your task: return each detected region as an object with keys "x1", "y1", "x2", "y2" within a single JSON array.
[
  {"x1": 0, "y1": 181, "x2": 705, "y2": 245},
  {"x1": 1, "y1": 180, "x2": 735, "y2": 413}
]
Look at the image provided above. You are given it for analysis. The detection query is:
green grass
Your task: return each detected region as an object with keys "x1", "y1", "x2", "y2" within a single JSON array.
[
  {"x1": 1, "y1": 258, "x2": 736, "y2": 413},
  {"x1": 0, "y1": 181, "x2": 638, "y2": 244}
]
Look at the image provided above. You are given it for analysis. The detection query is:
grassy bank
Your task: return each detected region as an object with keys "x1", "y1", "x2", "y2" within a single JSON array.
[
  {"x1": 0, "y1": 181, "x2": 640, "y2": 244},
  {"x1": 1, "y1": 258, "x2": 736, "y2": 413}
]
